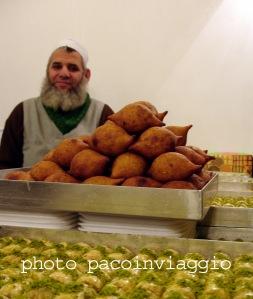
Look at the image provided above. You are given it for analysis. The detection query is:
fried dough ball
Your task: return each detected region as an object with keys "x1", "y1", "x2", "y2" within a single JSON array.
[
  {"x1": 148, "y1": 152, "x2": 201, "y2": 182},
  {"x1": 188, "y1": 145, "x2": 215, "y2": 163},
  {"x1": 30, "y1": 161, "x2": 63, "y2": 181},
  {"x1": 111, "y1": 152, "x2": 147, "y2": 178},
  {"x1": 122, "y1": 176, "x2": 161, "y2": 187},
  {"x1": 5, "y1": 170, "x2": 34, "y2": 181},
  {"x1": 42, "y1": 149, "x2": 55, "y2": 162},
  {"x1": 83, "y1": 176, "x2": 124, "y2": 186},
  {"x1": 108, "y1": 103, "x2": 165, "y2": 133},
  {"x1": 129, "y1": 127, "x2": 179, "y2": 159},
  {"x1": 133, "y1": 100, "x2": 158, "y2": 115},
  {"x1": 166, "y1": 124, "x2": 192, "y2": 146},
  {"x1": 188, "y1": 145, "x2": 208, "y2": 156},
  {"x1": 157, "y1": 111, "x2": 168, "y2": 121},
  {"x1": 89, "y1": 120, "x2": 134, "y2": 156},
  {"x1": 133, "y1": 100, "x2": 168, "y2": 121},
  {"x1": 44, "y1": 171, "x2": 80, "y2": 183},
  {"x1": 197, "y1": 169, "x2": 213, "y2": 183},
  {"x1": 52, "y1": 138, "x2": 89, "y2": 168},
  {"x1": 70, "y1": 149, "x2": 109, "y2": 179},
  {"x1": 188, "y1": 174, "x2": 206, "y2": 189},
  {"x1": 175, "y1": 146, "x2": 206, "y2": 165},
  {"x1": 76, "y1": 134, "x2": 91, "y2": 144},
  {"x1": 162, "y1": 180, "x2": 197, "y2": 190}
]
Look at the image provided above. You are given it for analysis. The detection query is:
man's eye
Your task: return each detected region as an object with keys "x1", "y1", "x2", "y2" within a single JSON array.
[
  {"x1": 51, "y1": 64, "x2": 62, "y2": 70},
  {"x1": 68, "y1": 64, "x2": 79, "y2": 72}
]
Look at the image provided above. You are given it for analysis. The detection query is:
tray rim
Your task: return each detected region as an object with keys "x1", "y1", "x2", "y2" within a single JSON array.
[
  {"x1": 0, "y1": 226, "x2": 252, "y2": 256},
  {"x1": 0, "y1": 169, "x2": 218, "y2": 220}
]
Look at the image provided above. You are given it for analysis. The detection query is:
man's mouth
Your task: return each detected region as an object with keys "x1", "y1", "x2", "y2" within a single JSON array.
[{"x1": 55, "y1": 81, "x2": 72, "y2": 90}]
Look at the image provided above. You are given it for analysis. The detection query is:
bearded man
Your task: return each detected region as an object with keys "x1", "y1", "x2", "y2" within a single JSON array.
[{"x1": 0, "y1": 39, "x2": 113, "y2": 169}]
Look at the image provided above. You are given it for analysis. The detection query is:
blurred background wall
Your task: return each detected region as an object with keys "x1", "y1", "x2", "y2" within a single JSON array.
[{"x1": 1, "y1": 0, "x2": 253, "y2": 152}]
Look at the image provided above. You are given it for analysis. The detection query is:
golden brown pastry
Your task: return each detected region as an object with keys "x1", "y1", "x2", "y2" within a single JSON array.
[
  {"x1": 133, "y1": 100, "x2": 168, "y2": 121},
  {"x1": 133, "y1": 100, "x2": 158, "y2": 115},
  {"x1": 5, "y1": 170, "x2": 34, "y2": 181},
  {"x1": 83, "y1": 176, "x2": 124, "y2": 185},
  {"x1": 122, "y1": 176, "x2": 161, "y2": 187},
  {"x1": 157, "y1": 111, "x2": 168, "y2": 121},
  {"x1": 129, "y1": 127, "x2": 179, "y2": 159},
  {"x1": 187, "y1": 145, "x2": 215, "y2": 163},
  {"x1": 148, "y1": 152, "x2": 201, "y2": 182},
  {"x1": 188, "y1": 173, "x2": 206, "y2": 189},
  {"x1": 76, "y1": 134, "x2": 91, "y2": 144},
  {"x1": 108, "y1": 103, "x2": 165, "y2": 133},
  {"x1": 42, "y1": 149, "x2": 55, "y2": 162},
  {"x1": 70, "y1": 149, "x2": 109, "y2": 179},
  {"x1": 30, "y1": 161, "x2": 63, "y2": 181},
  {"x1": 111, "y1": 152, "x2": 147, "y2": 178},
  {"x1": 175, "y1": 146, "x2": 206, "y2": 165},
  {"x1": 88, "y1": 120, "x2": 134, "y2": 156},
  {"x1": 52, "y1": 138, "x2": 89, "y2": 168},
  {"x1": 162, "y1": 180, "x2": 197, "y2": 190},
  {"x1": 166, "y1": 124, "x2": 192, "y2": 146},
  {"x1": 44, "y1": 171, "x2": 80, "y2": 183},
  {"x1": 197, "y1": 169, "x2": 213, "y2": 183}
]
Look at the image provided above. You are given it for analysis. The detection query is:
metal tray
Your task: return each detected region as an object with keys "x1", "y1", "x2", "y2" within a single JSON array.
[
  {"x1": 217, "y1": 171, "x2": 253, "y2": 191},
  {"x1": 200, "y1": 190, "x2": 253, "y2": 228},
  {"x1": 0, "y1": 169, "x2": 218, "y2": 220},
  {"x1": 197, "y1": 226, "x2": 253, "y2": 242},
  {"x1": 199, "y1": 206, "x2": 253, "y2": 228},
  {"x1": 218, "y1": 181, "x2": 253, "y2": 191},
  {"x1": 198, "y1": 189, "x2": 253, "y2": 240},
  {"x1": 0, "y1": 226, "x2": 252, "y2": 256},
  {"x1": 217, "y1": 189, "x2": 253, "y2": 197}
]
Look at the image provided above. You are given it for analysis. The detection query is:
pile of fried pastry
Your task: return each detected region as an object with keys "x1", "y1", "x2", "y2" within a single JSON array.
[{"x1": 5, "y1": 101, "x2": 214, "y2": 189}]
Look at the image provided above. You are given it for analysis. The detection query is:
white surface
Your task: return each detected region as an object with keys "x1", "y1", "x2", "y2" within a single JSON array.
[
  {"x1": 78, "y1": 213, "x2": 196, "y2": 237},
  {"x1": 1, "y1": 0, "x2": 253, "y2": 152},
  {"x1": 0, "y1": 221, "x2": 75, "y2": 229},
  {"x1": 0, "y1": 210, "x2": 78, "y2": 229}
]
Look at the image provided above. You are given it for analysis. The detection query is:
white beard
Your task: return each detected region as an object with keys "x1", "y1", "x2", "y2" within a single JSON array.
[{"x1": 40, "y1": 77, "x2": 88, "y2": 111}]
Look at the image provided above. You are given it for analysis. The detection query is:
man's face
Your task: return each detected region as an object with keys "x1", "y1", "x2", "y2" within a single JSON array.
[{"x1": 48, "y1": 49, "x2": 90, "y2": 92}]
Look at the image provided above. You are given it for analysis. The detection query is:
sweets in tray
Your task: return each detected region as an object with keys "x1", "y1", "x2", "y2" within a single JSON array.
[
  {"x1": 198, "y1": 191, "x2": 253, "y2": 242},
  {"x1": 0, "y1": 235, "x2": 252, "y2": 298},
  {"x1": 211, "y1": 195, "x2": 253, "y2": 208}
]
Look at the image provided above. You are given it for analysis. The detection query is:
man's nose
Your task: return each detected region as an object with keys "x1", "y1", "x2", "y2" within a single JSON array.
[{"x1": 59, "y1": 66, "x2": 70, "y2": 78}]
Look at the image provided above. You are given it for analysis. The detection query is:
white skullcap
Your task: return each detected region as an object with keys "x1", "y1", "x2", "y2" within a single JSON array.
[{"x1": 57, "y1": 38, "x2": 89, "y2": 65}]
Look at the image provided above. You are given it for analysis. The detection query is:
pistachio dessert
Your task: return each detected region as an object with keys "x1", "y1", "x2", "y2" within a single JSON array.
[
  {"x1": 0, "y1": 237, "x2": 252, "y2": 298},
  {"x1": 211, "y1": 196, "x2": 253, "y2": 208}
]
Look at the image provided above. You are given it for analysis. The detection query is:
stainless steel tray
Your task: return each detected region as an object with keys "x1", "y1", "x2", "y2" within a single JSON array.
[
  {"x1": 198, "y1": 189, "x2": 253, "y2": 241},
  {"x1": 200, "y1": 190, "x2": 253, "y2": 228},
  {"x1": 0, "y1": 169, "x2": 218, "y2": 220},
  {"x1": 218, "y1": 181, "x2": 253, "y2": 191},
  {"x1": 197, "y1": 226, "x2": 253, "y2": 242},
  {"x1": 200, "y1": 206, "x2": 253, "y2": 228},
  {"x1": 0, "y1": 226, "x2": 252, "y2": 256}
]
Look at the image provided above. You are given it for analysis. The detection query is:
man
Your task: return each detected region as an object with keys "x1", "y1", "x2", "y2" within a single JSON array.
[{"x1": 0, "y1": 39, "x2": 113, "y2": 169}]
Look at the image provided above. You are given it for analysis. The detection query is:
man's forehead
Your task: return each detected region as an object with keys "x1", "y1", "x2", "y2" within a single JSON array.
[{"x1": 50, "y1": 49, "x2": 83, "y2": 66}]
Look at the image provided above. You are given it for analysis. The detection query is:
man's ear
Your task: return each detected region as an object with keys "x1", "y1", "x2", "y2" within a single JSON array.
[{"x1": 84, "y1": 68, "x2": 91, "y2": 80}]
